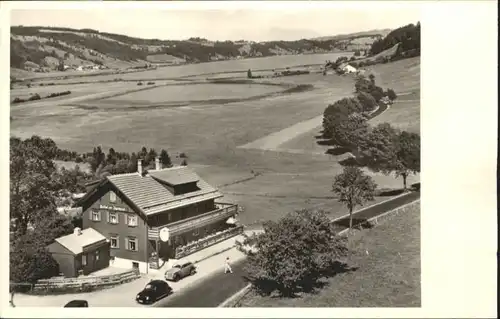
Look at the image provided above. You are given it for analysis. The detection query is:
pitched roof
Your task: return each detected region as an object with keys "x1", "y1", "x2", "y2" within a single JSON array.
[
  {"x1": 55, "y1": 228, "x2": 107, "y2": 255},
  {"x1": 106, "y1": 166, "x2": 222, "y2": 216}
]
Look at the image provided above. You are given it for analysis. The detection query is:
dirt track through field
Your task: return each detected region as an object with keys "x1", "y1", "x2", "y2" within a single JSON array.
[
  {"x1": 238, "y1": 115, "x2": 324, "y2": 151},
  {"x1": 238, "y1": 101, "x2": 390, "y2": 154}
]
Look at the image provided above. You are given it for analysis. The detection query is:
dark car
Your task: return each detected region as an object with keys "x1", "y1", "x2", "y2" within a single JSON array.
[
  {"x1": 64, "y1": 300, "x2": 88, "y2": 307},
  {"x1": 136, "y1": 280, "x2": 172, "y2": 305},
  {"x1": 164, "y1": 261, "x2": 197, "y2": 282}
]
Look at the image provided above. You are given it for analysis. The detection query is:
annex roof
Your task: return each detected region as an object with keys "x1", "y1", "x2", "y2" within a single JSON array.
[
  {"x1": 55, "y1": 228, "x2": 107, "y2": 255},
  {"x1": 148, "y1": 166, "x2": 200, "y2": 186}
]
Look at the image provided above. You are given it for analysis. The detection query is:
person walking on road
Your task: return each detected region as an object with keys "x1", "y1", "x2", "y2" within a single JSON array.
[{"x1": 224, "y1": 257, "x2": 233, "y2": 274}]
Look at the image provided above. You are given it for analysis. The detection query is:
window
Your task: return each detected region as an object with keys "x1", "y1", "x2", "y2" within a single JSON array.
[
  {"x1": 126, "y1": 237, "x2": 138, "y2": 251},
  {"x1": 95, "y1": 250, "x2": 100, "y2": 261},
  {"x1": 90, "y1": 209, "x2": 101, "y2": 221},
  {"x1": 108, "y1": 212, "x2": 118, "y2": 224},
  {"x1": 82, "y1": 254, "x2": 87, "y2": 266},
  {"x1": 110, "y1": 235, "x2": 119, "y2": 249},
  {"x1": 127, "y1": 214, "x2": 138, "y2": 227},
  {"x1": 109, "y1": 191, "x2": 117, "y2": 203}
]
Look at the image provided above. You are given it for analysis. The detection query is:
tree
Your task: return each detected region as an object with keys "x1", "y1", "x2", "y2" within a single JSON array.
[
  {"x1": 244, "y1": 209, "x2": 349, "y2": 297},
  {"x1": 331, "y1": 113, "x2": 370, "y2": 150},
  {"x1": 356, "y1": 91, "x2": 378, "y2": 113},
  {"x1": 368, "y1": 74, "x2": 375, "y2": 84},
  {"x1": 106, "y1": 147, "x2": 117, "y2": 165},
  {"x1": 322, "y1": 97, "x2": 363, "y2": 140},
  {"x1": 128, "y1": 153, "x2": 138, "y2": 173},
  {"x1": 386, "y1": 88, "x2": 397, "y2": 101},
  {"x1": 358, "y1": 123, "x2": 399, "y2": 173},
  {"x1": 332, "y1": 166, "x2": 377, "y2": 230},
  {"x1": 32, "y1": 213, "x2": 74, "y2": 247},
  {"x1": 10, "y1": 136, "x2": 59, "y2": 235},
  {"x1": 10, "y1": 235, "x2": 60, "y2": 284},
  {"x1": 159, "y1": 149, "x2": 172, "y2": 168},
  {"x1": 145, "y1": 148, "x2": 157, "y2": 167},
  {"x1": 359, "y1": 123, "x2": 420, "y2": 189},
  {"x1": 394, "y1": 131, "x2": 420, "y2": 189}
]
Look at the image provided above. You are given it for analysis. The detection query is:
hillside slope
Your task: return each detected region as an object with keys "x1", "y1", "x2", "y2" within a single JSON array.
[{"x1": 10, "y1": 26, "x2": 390, "y2": 72}]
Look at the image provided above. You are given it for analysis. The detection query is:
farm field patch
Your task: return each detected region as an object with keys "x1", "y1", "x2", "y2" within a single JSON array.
[
  {"x1": 237, "y1": 200, "x2": 421, "y2": 307},
  {"x1": 101, "y1": 83, "x2": 284, "y2": 104}
]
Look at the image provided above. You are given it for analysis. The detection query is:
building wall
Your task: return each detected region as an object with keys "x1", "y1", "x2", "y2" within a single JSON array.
[
  {"x1": 82, "y1": 184, "x2": 148, "y2": 264},
  {"x1": 79, "y1": 242, "x2": 111, "y2": 276},
  {"x1": 47, "y1": 242, "x2": 77, "y2": 278},
  {"x1": 110, "y1": 257, "x2": 148, "y2": 274}
]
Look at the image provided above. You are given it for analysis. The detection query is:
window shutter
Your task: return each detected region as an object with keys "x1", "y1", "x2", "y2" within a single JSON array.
[
  {"x1": 107, "y1": 211, "x2": 110, "y2": 223},
  {"x1": 89, "y1": 209, "x2": 93, "y2": 220}
]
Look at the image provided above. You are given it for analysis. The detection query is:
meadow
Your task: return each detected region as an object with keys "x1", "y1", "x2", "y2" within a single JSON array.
[
  {"x1": 10, "y1": 54, "x2": 420, "y2": 226},
  {"x1": 101, "y1": 82, "x2": 284, "y2": 105},
  {"x1": 237, "y1": 200, "x2": 421, "y2": 307}
]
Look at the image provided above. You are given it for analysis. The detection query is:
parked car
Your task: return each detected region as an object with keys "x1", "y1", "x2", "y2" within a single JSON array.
[
  {"x1": 136, "y1": 280, "x2": 172, "y2": 305},
  {"x1": 64, "y1": 300, "x2": 88, "y2": 307},
  {"x1": 164, "y1": 261, "x2": 197, "y2": 282}
]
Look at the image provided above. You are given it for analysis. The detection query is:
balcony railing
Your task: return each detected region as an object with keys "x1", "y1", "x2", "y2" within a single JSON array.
[
  {"x1": 148, "y1": 202, "x2": 238, "y2": 240},
  {"x1": 175, "y1": 225, "x2": 244, "y2": 259}
]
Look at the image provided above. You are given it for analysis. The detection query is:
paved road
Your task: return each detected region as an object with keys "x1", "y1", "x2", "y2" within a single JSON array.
[
  {"x1": 332, "y1": 191, "x2": 420, "y2": 230},
  {"x1": 156, "y1": 259, "x2": 248, "y2": 307}
]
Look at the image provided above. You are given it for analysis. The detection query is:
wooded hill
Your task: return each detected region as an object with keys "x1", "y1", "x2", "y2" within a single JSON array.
[{"x1": 10, "y1": 26, "x2": 390, "y2": 71}]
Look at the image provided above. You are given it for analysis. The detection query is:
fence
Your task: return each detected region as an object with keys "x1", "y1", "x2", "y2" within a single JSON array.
[
  {"x1": 10, "y1": 269, "x2": 140, "y2": 295},
  {"x1": 175, "y1": 225, "x2": 244, "y2": 259}
]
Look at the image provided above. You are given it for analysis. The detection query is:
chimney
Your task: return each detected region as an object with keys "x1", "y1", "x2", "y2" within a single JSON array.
[
  {"x1": 73, "y1": 227, "x2": 82, "y2": 236},
  {"x1": 137, "y1": 159, "x2": 142, "y2": 175},
  {"x1": 155, "y1": 157, "x2": 161, "y2": 170}
]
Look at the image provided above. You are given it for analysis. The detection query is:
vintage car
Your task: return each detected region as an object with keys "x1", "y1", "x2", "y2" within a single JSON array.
[
  {"x1": 136, "y1": 280, "x2": 172, "y2": 305},
  {"x1": 164, "y1": 261, "x2": 197, "y2": 282},
  {"x1": 64, "y1": 300, "x2": 89, "y2": 307}
]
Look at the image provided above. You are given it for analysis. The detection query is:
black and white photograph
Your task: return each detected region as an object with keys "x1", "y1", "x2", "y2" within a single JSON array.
[{"x1": 1, "y1": 1, "x2": 496, "y2": 318}]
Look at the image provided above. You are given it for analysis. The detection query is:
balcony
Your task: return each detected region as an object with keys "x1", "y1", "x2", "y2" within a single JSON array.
[{"x1": 148, "y1": 202, "x2": 238, "y2": 240}]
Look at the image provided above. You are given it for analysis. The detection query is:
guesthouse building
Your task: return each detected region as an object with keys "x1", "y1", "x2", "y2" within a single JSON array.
[{"x1": 76, "y1": 159, "x2": 242, "y2": 274}]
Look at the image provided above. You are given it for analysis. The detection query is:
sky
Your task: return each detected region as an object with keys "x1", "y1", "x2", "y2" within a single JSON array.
[{"x1": 9, "y1": 4, "x2": 421, "y2": 42}]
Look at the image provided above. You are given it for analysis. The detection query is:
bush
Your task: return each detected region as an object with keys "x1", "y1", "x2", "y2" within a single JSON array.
[
  {"x1": 28, "y1": 94, "x2": 41, "y2": 101},
  {"x1": 12, "y1": 97, "x2": 25, "y2": 104},
  {"x1": 137, "y1": 82, "x2": 143, "y2": 86},
  {"x1": 46, "y1": 91, "x2": 72, "y2": 98},
  {"x1": 147, "y1": 81, "x2": 155, "y2": 85},
  {"x1": 386, "y1": 88, "x2": 397, "y2": 101}
]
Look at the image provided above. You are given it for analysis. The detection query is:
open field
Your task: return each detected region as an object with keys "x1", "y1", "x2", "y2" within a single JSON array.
[
  {"x1": 10, "y1": 81, "x2": 142, "y2": 102},
  {"x1": 11, "y1": 55, "x2": 419, "y2": 226},
  {"x1": 24, "y1": 52, "x2": 352, "y2": 85},
  {"x1": 237, "y1": 200, "x2": 421, "y2": 307},
  {"x1": 101, "y1": 83, "x2": 284, "y2": 104}
]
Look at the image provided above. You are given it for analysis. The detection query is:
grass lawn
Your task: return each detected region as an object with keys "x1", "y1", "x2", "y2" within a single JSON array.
[{"x1": 237, "y1": 200, "x2": 421, "y2": 307}]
